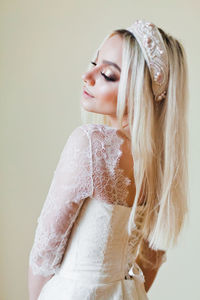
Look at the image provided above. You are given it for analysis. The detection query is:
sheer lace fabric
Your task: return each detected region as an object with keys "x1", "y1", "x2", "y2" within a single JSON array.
[
  {"x1": 37, "y1": 197, "x2": 148, "y2": 299},
  {"x1": 29, "y1": 123, "x2": 166, "y2": 280},
  {"x1": 87, "y1": 124, "x2": 132, "y2": 206},
  {"x1": 29, "y1": 126, "x2": 93, "y2": 276}
]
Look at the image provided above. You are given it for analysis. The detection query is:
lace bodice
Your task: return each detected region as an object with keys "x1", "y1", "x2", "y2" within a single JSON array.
[{"x1": 29, "y1": 123, "x2": 166, "y2": 278}]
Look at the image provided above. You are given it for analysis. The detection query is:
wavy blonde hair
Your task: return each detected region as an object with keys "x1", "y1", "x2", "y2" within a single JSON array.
[{"x1": 80, "y1": 26, "x2": 189, "y2": 254}]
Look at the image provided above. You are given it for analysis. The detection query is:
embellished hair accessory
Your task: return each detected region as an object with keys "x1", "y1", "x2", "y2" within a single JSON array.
[{"x1": 126, "y1": 19, "x2": 169, "y2": 101}]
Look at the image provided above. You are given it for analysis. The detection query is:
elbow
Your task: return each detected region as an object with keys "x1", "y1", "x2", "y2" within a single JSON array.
[
  {"x1": 28, "y1": 265, "x2": 54, "y2": 300},
  {"x1": 28, "y1": 266, "x2": 38, "y2": 300}
]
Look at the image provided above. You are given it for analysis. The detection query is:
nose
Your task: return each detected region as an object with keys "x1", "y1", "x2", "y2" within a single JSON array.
[{"x1": 81, "y1": 70, "x2": 95, "y2": 86}]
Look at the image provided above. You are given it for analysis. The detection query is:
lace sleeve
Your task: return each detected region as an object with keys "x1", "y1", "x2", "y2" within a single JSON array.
[{"x1": 29, "y1": 126, "x2": 93, "y2": 277}]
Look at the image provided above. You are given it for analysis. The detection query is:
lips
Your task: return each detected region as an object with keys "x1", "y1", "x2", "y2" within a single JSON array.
[{"x1": 83, "y1": 86, "x2": 94, "y2": 98}]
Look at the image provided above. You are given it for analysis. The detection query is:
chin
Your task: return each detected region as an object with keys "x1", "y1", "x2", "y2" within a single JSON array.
[
  {"x1": 81, "y1": 101, "x2": 96, "y2": 113},
  {"x1": 80, "y1": 99, "x2": 98, "y2": 113},
  {"x1": 81, "y1": 98, "x2": 114, "y2": 115}
]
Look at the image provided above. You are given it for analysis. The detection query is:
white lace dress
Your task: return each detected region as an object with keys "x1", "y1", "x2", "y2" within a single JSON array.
[{"x1": 29, "y1": 123, "x2": 158, "y2": 299}]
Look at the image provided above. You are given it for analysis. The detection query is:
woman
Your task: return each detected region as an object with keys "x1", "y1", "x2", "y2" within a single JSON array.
[{"x1": 28, "y1": 19, "x2": 189, "y2": 299}]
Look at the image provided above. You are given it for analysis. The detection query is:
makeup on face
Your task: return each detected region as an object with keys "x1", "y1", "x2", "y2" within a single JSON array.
[
  {"x1": 95, "y1": 50, "x2": 121, "y2": 72},
  {"x1": 90, "y1": 61, "x2": 119, "y2": 82},
  {"x1": 81, "y1": 34, "x2": 123, "y2": 117}
]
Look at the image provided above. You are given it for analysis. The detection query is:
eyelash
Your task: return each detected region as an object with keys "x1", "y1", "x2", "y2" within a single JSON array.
[{"x1": 90, "y1": 61, "x2": 116, "y2": 82}]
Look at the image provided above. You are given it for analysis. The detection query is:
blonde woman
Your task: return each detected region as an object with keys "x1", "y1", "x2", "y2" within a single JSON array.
[{"x1": 28, "y1": 19, "x2": 189, "y2": 299}]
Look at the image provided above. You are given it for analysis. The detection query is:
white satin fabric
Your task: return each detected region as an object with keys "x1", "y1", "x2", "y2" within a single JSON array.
[{"x1": 38, "y1": 197, "x2": 148, "y2": 299}]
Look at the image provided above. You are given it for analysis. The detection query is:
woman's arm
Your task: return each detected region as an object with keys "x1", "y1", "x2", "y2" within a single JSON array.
[
  {"x1": 135, "y1": 255, "x2": 160, "y2": 292},
  {"x1": 28, "y1": 267, "x2": 53, "y2": 300},
  {"x1": 28, "y1": 126, "x2": 93, "y2": 299},
  {"x1": 135, "y1": 238, "x2": 167, "y2": 293}
]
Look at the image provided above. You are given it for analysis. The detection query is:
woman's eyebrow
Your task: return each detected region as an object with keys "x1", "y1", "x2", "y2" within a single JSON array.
[{"x1": 95, "y1": 50, "x2": 121, "y2": 72}]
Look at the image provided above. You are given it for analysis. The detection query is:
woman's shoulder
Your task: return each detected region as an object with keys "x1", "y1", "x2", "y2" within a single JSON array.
[
  {"x1": 66, "y1": 124, "x2": 122, "y2": 157},
  {"x1": 63, "y1": 124, "x2": 95, "y2": 151},
  {"x1": 65, "y1": 124, "x2": 103, "y2": 149},
  {"x1": 77, "y1": 123, "x2": 115, "y2": 132},
  {"x1": 72, "y1": 123, "x2": 117, "y2": 139}
]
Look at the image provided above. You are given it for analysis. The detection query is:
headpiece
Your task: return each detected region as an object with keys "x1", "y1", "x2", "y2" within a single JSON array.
[{"x1": 126, "y1": 19, "x2": 169, "y2": 101}]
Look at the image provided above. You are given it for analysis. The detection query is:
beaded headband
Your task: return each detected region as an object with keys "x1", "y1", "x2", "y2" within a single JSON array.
[{"x1": 126, "y1": 20, "x2": 169, "y2": 101}]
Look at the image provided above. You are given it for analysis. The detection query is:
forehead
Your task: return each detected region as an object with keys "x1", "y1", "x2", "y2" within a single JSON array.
[{"x1": 97, "y1": 34, "x2": 123, "y2": 67}]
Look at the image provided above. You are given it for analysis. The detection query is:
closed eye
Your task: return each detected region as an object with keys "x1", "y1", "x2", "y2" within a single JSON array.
[
  {"x1": 100, "y1": 72, "x2": 116, "y2": 82},
  {"x1": 90, "y1": 61, "x2": 117, "y2": 82}
]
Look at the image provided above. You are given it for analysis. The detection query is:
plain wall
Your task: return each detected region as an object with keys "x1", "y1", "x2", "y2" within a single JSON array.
[{"x1": 1, "y1": 0, "x2": 199, "y2": 299}]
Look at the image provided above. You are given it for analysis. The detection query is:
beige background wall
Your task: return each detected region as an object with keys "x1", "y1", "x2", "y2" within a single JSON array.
[{"x1": 1, "y1": 0, "x2": 199, "y2": 299}]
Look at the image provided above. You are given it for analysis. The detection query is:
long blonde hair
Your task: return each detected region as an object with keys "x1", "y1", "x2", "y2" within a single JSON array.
[{"x1": 80, "y1": 26, "x2": 189, "y2": 252}]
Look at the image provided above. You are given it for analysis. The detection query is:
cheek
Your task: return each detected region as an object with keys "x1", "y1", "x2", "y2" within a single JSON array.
[{"x1": 99, "y1": 84, "x2": 118, "y2": 104}]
